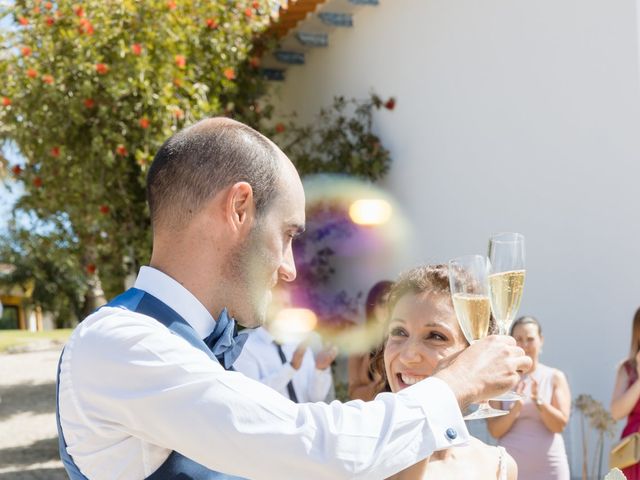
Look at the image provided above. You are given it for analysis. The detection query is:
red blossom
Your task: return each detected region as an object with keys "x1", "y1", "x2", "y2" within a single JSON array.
[
  {"x1": 138, "y1": 117, "x2": 150, "y2": 129},
  {"x1": 244, "y1": 7, "x2": 252, "y2": 17},
  {"x1": 99, "y1": 204, "x2": 110, "y2": 215},
  {"x1": 18, "y1": 16, "x2": 29, "y2": 26},
  {"x1": 11, "y1": 165, "x2": 22, "y2": 176},
  {"x1": 131, "y1": 43, "x2": 143, "y2": 56},
  {"x1": 86, "y1": 263, "x2": 96, "y2": 275},
  {"x1": 42, "y1": 74, "x2": 54, "y2": 85},
  {"x1": 79, "y1": 18, "x2": 94, "y2": 35},
  {"x1": 223, "y1": 67, "x2": 235, "y2": 80},
  {"x1": 33, "y1": 7, "x2": 41, "y2": 14},
  {"x1": 252, "y1": 1, "x2": 260, "y2": 9},
  {"x1": 174, "y1": 55, "x2": 186, "y2": 68},
  {"x1": 173, "y1": 108, "x2": 184, "y2": 119},
  {"x1": 26, "y1": 68, "x2": 38, "y2": 78},
  {"x1": 45, "y1": 16, "x2": 54, "y2": 26},
  {"x1": 206, "y1": 18, "x2": 218, "y2": 29},
  {"x1": 2, "y1": 97, "x2": 11, "y2": 107},
  {"x1": 384, "y1": 98, "x2": 396, "y2": 110},
  {"x1": 83, "y1": 98, "x2": 95, "y2": 109},
  {"x1": 166, "y1": 0, "x2": 177, "y2": 10},
  {"x1": 275, "y1": 122, "x2": 285, "y2": 133},
  {"x1": 74, "y1": 5, "x2": 84, "y2": 17},
  {"x1": 173, "y1": 78, "x2": 182, "y2": 87},
  {"x1": 21, "y1": 46, "x2": 32, "y2": 57},
  {"x1": 33, "y1": 176, "x2": 43, "y2": 188},
  {"x1": 116, "y1": 144, "x2": 128, "y2": 156},
  {"x1": 50, "y1": 146, "x2": 60, "y2": 157},
  {"x1": 249, "y1": 56, "x2": 260, "y2": 68},
  {"x1": 95, "y1": 63, "x2": 109, "y2": 75},
  {"x1": 44, "y1": 2, "x2": 53, "y2": 10}
]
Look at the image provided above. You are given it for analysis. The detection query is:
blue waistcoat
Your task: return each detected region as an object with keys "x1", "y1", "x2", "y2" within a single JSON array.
[{"x1": 56, "y1": 288, "x2": 248, "y2": 480}]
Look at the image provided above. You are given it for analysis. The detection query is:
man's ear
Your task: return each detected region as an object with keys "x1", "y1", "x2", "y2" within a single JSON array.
[{"x1": 225, "y1": 182, "x2": 255, "y2": 232}]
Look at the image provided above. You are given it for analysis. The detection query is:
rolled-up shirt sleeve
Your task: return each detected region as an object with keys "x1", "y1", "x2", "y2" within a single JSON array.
[{"x1": 61, "y1": 313, "x2": 469, "y2": 480}]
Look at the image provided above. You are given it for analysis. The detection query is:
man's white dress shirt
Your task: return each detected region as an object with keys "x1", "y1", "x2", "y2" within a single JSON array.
[
  {"x1": 58, "y1": 266, "x2": 470, "y2": 480},
  {"x1": 233, "y1": 327, "x2": 332, "y2": 403}
]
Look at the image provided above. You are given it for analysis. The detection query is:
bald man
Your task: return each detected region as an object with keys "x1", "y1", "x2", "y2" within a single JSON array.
[{"x1": 56, "y1": 118, "x2": 531, "y2": 480}]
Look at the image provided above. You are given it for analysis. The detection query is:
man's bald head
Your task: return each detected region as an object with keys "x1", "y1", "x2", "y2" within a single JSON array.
[{"x1": 147, "y1": 117, "x2": 282, "y2": 231}]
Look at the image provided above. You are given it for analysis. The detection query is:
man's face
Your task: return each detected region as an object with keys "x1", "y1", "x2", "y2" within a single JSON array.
[{"x1": 225, "y1": 162, "x2": 305, "y2": 328}]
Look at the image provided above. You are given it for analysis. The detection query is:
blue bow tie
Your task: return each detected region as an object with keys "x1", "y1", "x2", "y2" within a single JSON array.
[{"x1": 203, "y1": 308, "x2": 248, "y2": 370}]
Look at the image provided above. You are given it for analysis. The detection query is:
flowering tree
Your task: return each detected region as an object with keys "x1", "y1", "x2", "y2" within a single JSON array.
[
  {"x1": 0, "y1": 1, "x2": 395, "y2": 323},
  {"x1": 0, "y1": 0, "x2": 272, "y2": 305}
]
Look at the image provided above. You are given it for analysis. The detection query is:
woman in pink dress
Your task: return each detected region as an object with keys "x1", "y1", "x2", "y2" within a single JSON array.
[
  {"x1": 611, "y1": 307, "x2": 640, "y2": 480},
  {"x1": 487, "y1": 316, "x2": 571, "y2": 480}
]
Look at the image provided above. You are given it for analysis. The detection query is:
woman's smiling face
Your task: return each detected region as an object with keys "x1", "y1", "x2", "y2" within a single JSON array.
[{"x1": 383, "y1": 291, "x2": 469, "y2": 392}]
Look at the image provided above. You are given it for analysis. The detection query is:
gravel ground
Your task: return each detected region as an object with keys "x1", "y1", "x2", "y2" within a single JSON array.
[{"x1": 0, "y1": 345, "x2": 67, "y2": 479}]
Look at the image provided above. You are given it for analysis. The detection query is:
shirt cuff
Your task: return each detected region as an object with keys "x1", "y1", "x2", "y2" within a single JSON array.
[{"x1": 398, "y1": 376, "x2": 470, "y2": 450}]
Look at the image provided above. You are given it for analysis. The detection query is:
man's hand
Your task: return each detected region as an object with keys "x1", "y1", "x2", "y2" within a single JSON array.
[
  {"x1": 315, "y1": 346, "x2": 338, "y2": 370},
  {"x1": 433, "y1": 335, "x2": 532, "y2": 410},
  {"x1": 290, "y1": 344, "x2": 307, "y2": 370}
]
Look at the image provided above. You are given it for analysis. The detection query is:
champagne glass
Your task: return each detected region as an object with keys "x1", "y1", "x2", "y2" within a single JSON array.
[
  {"x1": 488, "y1": 232, "x2": 526, "y2": 401},
  {"x1": 449, "y1": 255, "x2": 508, "y2": 420}
]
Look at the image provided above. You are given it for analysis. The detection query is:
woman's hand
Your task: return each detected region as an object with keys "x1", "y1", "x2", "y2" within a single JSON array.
[{"x1": 529, "y1": 377, "x2": 540, "y2": 404}]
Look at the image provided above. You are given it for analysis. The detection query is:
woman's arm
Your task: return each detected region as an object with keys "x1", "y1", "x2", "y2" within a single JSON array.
[
  {"x1": 535, "y1": 369, "x2": 571, "y2": 433},
  {"x1": 486, "y1": 400, "x2": 522, "y2": 439},
  {"x1": 611, "y1": 361, "x2": 640, "y2": 420}
]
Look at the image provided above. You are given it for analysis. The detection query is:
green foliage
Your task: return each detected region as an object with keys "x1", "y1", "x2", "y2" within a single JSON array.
[
  {"x1": 275, "y1": 94, "x2": 393, "y2": 181},
  {"x1": 0, "y1": 1, "x2": 395, "y2": 324},
  {"x1": 0, "y1": 328, "x2": 72, "y2": 353},
  {"x1": 0, "y1": 217, "x2": 87, "y2": 327},
  {"x1": 0, "y1": 0, "x2": 272, "y2": 300}
]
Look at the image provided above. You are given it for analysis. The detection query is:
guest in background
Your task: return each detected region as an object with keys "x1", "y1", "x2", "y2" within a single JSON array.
[
  {"x1": 348, "y1": 280, "x2": 393, "y2": 401},
  {"x1": 610, "y1": 307, "x2": 640, "y2": 479},
  {"x1": 234, "y1": 286, "x2": 338, "y2": 403},
  {"x1": 487, "y1": 316, "x2": 571, "y2": 480}
]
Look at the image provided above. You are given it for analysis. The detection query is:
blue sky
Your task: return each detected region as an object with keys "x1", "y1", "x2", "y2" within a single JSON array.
[
  {"x1": 1, "y1": 7, "x2": 20, "y2": 232},
  {"x1": 1, "y1": 144, "x2": 23, "y2": 233}
]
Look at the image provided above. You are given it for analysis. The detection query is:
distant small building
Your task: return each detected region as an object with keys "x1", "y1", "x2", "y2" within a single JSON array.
[{"x1": 0, "y1": 263, "x2": 45, "y2": 331}]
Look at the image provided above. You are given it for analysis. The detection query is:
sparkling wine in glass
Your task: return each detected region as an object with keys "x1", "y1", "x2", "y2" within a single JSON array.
[
  {"x1": 488, "y1": 233, "x2": 526, "y2": 334},
  {"x1": 488, "y1": 232, "x2": 526, "y2": 401},
  {"x1": 449, "y1": 254, "x2": 508, "y2": 420}
]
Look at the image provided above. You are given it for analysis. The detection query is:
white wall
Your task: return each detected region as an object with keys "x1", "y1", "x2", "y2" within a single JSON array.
[{"x1": 272, "y1": 0, "x2": 640, "y2": 473}]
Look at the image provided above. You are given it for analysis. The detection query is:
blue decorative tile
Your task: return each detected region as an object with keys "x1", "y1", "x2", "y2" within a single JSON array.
[
  {"x1": 262, "y1": 68, "x2": 286, "y2": 81},
  {"x1": 317, "y1": 12, "x2": 353, "y2": 27},
  {"x1": 296, "y1": 32, "x2": 329, "y2": 47},
  {"x1": 274, "y1": 50, "x2": 305, "y2": 65}
]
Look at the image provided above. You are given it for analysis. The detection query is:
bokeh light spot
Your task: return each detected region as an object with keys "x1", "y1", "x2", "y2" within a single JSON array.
[
  {"x1": 349, "y1": 199, "x2": 392, "y2": 226},
  {"x1": 269, "y1": 308, "x2": 318, "y2": 344}
]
